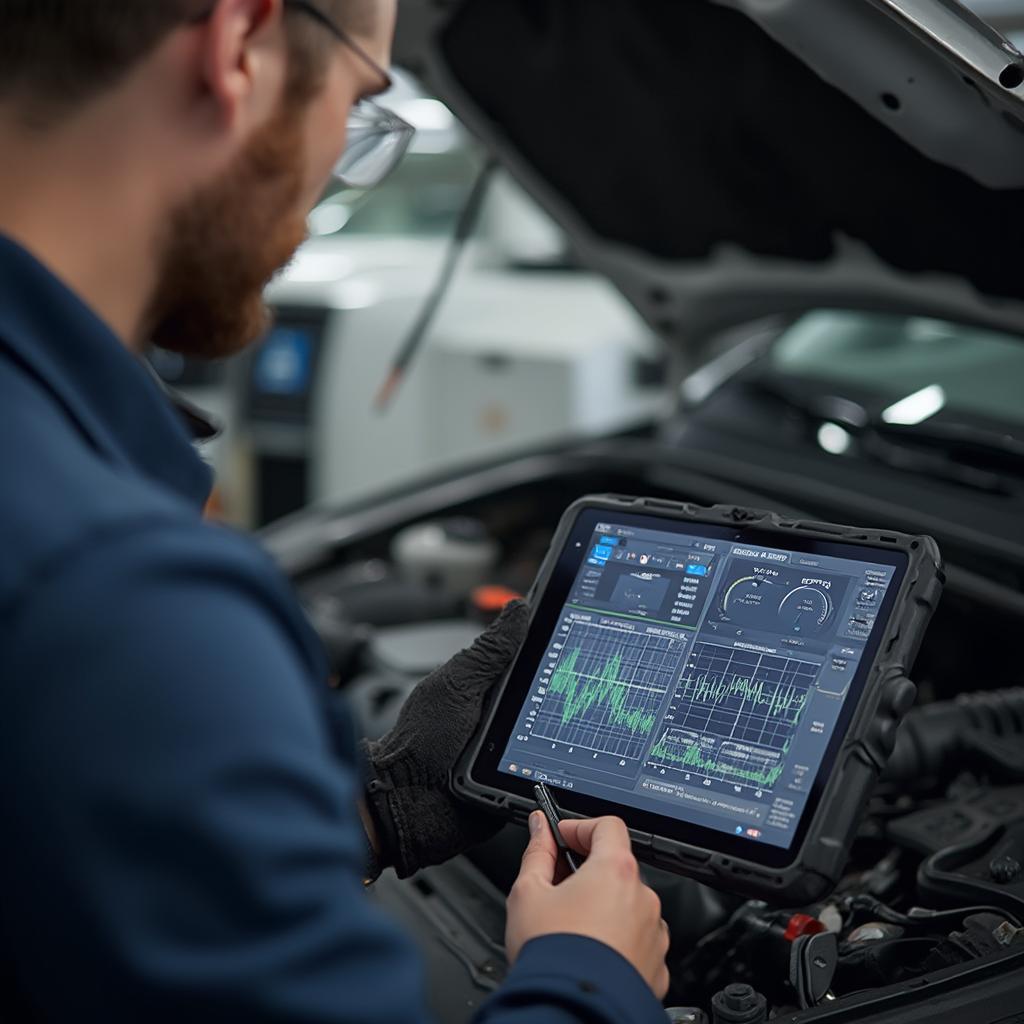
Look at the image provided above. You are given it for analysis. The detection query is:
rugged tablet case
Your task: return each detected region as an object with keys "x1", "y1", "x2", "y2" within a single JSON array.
[{"x1": 453, "y1": 494, "x2": 944, "y2": 904}]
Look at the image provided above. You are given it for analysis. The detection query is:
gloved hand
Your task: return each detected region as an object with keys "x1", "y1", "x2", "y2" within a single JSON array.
[{"x1": 362, "y1": 599, "x2": 529, "y2": 879}]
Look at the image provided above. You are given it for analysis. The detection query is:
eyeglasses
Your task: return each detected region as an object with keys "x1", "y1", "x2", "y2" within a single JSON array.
[{"x1": 283, "y1": 0, "x2": 416, "y2": 189}]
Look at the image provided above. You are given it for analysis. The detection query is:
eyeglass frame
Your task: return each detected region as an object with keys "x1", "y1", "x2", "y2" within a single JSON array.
[{"x1": 283, "y1": 0, "x2": 393, "y2": 94}]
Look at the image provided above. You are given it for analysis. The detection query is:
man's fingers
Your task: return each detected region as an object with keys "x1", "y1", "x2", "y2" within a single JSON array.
[
  {"x1": 558, "y1": 819, "x2": 587, "y2": 854},
  {"x1": 517, "y1": 811, "x2": 558, "y2": 883},
  {"x1": 559, "y1": 816, "x2": 631, "y2": 857}
]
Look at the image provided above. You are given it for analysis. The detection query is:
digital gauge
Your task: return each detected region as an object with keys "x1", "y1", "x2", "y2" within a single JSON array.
[
  {"x1": 778, "y1": 585, "x2": 833, "y2": 631},
  {"x1": 719, "y1": 571, "x2": 839, "y2": 636},
  {"x1": 722, "y1": 575, "x2": 775, "y2": 613}
]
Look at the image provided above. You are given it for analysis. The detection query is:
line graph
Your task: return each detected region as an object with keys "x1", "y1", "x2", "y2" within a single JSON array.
[
  {"x1": 646, "y1": 641, "x2": 819, "y2": 790},
  {"x1": 648, "y1": 729, "x2": 790, "y2": 788},
  {"x1": 548, "y1": 648, "x2": 659, "y2": 735},
  {"x1": 532, "y1": 621, "x2": 688, "y2": 761},
  {"x1": 681, "y1": 667, "x2": 808, "y2": 723}
]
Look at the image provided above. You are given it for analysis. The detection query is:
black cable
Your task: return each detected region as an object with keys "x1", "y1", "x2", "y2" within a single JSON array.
[
  {"x1": 374, "y1": 158, "x2": 499, "y2": 411},
  {"x1": 848, "y1": 894, "x2": 1021, "y2": 930}
]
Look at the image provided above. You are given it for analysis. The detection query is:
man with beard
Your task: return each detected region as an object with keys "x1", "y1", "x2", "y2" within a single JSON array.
[{"x1": 0, "y1": 2, "x2": 671, "y2": 1022}]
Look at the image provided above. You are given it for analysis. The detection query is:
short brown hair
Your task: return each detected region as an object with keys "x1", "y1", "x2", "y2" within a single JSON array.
[{"x1": 0, "y1": 1, "x2": 377, "y2": 124}]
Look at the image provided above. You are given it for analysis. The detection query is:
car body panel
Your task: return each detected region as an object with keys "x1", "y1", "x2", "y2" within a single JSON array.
[{"x1": 394, "y1": 0, "x2": 1024, "y2": 358}]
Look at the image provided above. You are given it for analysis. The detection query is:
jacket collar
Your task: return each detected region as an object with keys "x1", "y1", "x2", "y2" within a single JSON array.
[{"x1": 0, "y1": 233, "x2": 212, "y2": 507}]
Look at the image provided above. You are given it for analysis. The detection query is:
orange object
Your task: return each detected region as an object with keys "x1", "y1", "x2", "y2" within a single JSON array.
[{"x1": 471, "y1": 585, "x2": 523, "y2": 614}]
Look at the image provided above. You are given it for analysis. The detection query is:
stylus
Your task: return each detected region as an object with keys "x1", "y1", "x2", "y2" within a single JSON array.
[{"x1": 534, "y1": 782, "x2": 582, "y2": 873}]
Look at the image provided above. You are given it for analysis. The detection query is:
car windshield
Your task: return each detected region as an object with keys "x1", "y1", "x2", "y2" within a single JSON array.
[{"x1": 769, "y1": 309, "x2": 1024, "y2": 429}]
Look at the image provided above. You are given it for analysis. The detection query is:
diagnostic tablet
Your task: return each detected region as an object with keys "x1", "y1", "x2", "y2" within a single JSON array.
[{"x1": 455, "y1": 496, "x2": 943, "y2": 902}]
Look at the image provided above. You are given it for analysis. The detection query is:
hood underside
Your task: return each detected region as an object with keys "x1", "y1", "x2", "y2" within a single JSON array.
[{"x1": 395, "y1": 0, "x2": 1024, "y2": 349}]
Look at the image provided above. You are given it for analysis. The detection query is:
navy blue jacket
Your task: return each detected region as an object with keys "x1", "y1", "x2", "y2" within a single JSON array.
[{"x1": 0, "y1": 235, "x2": 666, "y2": 1023}]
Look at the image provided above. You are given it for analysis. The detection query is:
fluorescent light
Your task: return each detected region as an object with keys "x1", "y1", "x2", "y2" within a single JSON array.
[
  {"x1": 881, "y1": 384, "x2": 946, "y2": 425},
  {"x1": 394, "y1": 98, "x2": 456, "y2": 132},
  {"x1": 817, "y1": 422, "x2": 853, "y2": 455}
]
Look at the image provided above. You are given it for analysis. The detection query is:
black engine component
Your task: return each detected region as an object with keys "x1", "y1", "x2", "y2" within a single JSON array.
[
  {"x1": 790, "y1": 931, "x2": 838, "y2": 1009},
  {"x1": 920, "y1": 815, "x2": 1024, "y2": 916},
  {"x1": 887, "y1": 786, "x2": 1024, "y2": 915},
  {"x1": 670, "y1": 902, "x2": 838, "y2": 1011},
  {"x1": 884, "y1": 688, "x2": 1024, "y2": 787},
  {"x1": 832, "y1": 894, "x2": 1022, "y2": 993},
  {"x1": 711, "y1": 984, "x2": 767, "y2": 1024},
  {"x1": 920, "y1": 912, "x2": 1024, "y2": 971}
]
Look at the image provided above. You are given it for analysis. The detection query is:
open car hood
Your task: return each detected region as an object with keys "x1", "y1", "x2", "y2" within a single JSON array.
[{"x1": 394, "y1": 0, "x2": 1024, "y2": 350}]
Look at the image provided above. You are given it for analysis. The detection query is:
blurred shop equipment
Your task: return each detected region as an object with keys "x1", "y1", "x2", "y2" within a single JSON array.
[{"x1": 152, "y1": 72, "x2": 663, "y2": 528}]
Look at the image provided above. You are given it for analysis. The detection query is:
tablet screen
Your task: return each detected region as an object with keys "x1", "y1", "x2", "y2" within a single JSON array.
[{"x1": 488, "y1": 508, "x2": 907, "y2": 861}]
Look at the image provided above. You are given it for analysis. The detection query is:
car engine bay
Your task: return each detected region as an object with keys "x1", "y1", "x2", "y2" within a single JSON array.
[{"x1": 260, "y1": 441, "x2": 1024, "y2": 1022}]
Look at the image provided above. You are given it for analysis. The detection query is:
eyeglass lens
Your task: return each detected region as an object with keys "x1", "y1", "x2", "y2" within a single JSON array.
[{"x1": 335, "y1": 101, "x2": 416, "y2": 189}]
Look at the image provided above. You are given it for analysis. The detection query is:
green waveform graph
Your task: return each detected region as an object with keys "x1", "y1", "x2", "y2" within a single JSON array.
[
  {"x1": 530, "y1": 621, "x2": 687, "y2": 762},
  {"x1": 648, "y1": 732, "x2": 788, "y2": 789},
  {"x1": 548, "y1": 647, "x2": 658, "y2": 736},
  {"x1": 643, "y1": 641, "x2": 819, "y2": 790},
  {"x1": 679, "y1": 670, "x2": 807, "y2": 723},
  {"x1": 668, "y1": 641, "x2": 819, "y2": 742}
]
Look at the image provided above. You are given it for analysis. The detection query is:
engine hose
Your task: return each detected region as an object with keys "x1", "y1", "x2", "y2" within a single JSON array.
[{"x1": 884, "y1": 687, "x2": 1024, "y2": 784}]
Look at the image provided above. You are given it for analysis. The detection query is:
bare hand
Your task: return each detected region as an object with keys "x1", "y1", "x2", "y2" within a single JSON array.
[{"x1": 505, "y1": 812, "x2": 670, "y2": 999}]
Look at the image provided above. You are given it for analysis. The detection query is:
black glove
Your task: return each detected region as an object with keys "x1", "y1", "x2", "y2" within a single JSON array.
[{"x1": 362, "y1": 599, "x2": 529, "y2": 879}]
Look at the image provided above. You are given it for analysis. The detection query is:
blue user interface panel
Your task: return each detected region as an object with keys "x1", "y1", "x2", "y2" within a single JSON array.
[{"x1": 499, "y1": 520, "x2": 898, "y2": 850}]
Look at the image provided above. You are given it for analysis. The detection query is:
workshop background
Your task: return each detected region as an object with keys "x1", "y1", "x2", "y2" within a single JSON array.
[{"x1": 148, "y1": 0, "x2": 1024, "y2": 529}]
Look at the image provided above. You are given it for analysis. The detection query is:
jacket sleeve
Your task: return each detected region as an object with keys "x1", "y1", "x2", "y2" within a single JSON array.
[
  {"x1": 477, "y1": 935, "x2": 668, "y2": 1024},
  {"x1": 1, "y1": 520, "x2": 664, "y2": 1024}
]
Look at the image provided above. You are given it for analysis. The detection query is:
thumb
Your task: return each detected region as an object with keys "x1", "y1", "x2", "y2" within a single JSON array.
[
  {"x1": 560, "y1": 815, "x2": 631, "y2": 858},
  {"x1": 446, "y1": 600, "x2": 530, "y2": 690},
  {"x1": 516, "y1": 810, "x2": 558, "y2": 885}
]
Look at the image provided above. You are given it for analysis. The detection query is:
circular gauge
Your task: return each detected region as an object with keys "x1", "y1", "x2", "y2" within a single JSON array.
[
  {"x1": 778, "y1": 585, "x2": 833, "y2": 634},
  {"x1": 721, "y1": 575, "x2": 779, "y2": 625}
]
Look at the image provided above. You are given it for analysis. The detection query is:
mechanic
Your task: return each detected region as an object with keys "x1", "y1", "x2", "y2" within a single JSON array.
[{"x1": 0, "y1": 2, "x2": 670, "y2": 1021}]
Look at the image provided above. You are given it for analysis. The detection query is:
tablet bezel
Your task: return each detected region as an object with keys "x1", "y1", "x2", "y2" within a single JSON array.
[{"x1": 467, "y1": 504, "x2": 909, "y2": 871}]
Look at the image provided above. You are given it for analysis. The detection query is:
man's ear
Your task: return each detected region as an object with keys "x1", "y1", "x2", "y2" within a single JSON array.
[{"x1": 201, "y1": 0, "x2": 284, "y2": 130}]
